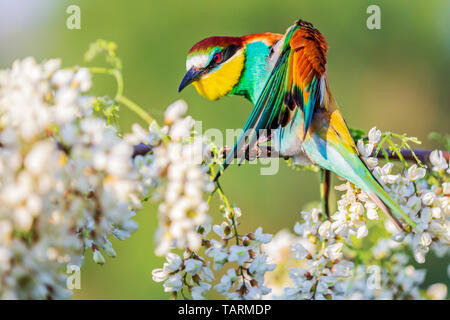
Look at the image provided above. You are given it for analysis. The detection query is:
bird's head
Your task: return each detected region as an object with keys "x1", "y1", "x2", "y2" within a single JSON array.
[{"x1": 178, "y1": 36, "x2": 245, "y2": 100}]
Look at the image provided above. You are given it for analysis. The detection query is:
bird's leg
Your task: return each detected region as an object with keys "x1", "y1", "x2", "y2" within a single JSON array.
[
  {"x1": 244, "y1": 132, "x2": 273, "y2": 160},
  {"x1": 256, "y1": 132, "x2": 272, "y2": 144},
  {"x1": 320, "y1": 168, "x2": 331, "y2": 219}
]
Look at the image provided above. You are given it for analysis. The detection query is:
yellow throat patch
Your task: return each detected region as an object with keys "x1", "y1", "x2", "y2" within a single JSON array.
[{"x1": 193, "y1": 50, "x2": 244, "y2": 100}]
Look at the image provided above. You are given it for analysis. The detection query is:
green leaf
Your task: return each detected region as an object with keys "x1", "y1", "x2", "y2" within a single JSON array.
[
  {"x1": 349, "y1": 127, "x2": 366, "y2": 142},
  {"x1": 429, "y1": 132, "x2": 450, "y2": 151}
]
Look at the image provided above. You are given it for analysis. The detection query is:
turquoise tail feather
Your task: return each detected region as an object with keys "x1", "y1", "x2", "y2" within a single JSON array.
[
  {"x1": 302, "y1": 78, "x2": 320, "y2": 139},
  {"x1": 302, "y1": 135, "x2": 416, "y2": 229}
]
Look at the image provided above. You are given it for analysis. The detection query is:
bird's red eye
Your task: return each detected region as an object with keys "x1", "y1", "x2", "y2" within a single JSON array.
[{"x1": 213, "y1": 53, "x2": 222, "y2": 63}]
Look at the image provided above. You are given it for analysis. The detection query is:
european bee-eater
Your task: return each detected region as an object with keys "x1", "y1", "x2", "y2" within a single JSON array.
[{"x1": 178, "y1": 19, "x2": 415, "y2": 230}]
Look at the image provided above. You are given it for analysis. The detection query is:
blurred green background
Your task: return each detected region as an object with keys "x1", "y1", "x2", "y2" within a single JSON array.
[{"x1": 0, "y1": 0, "x2": 448, "y2": 299}]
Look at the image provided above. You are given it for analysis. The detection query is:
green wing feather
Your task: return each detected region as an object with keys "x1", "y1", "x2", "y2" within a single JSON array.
[
  {"x1": 217, "y1": 49, "x2": 289, "y2": 179},
  {"x1": 215, "y1": 21, "x2": 327, "y2": 180}
]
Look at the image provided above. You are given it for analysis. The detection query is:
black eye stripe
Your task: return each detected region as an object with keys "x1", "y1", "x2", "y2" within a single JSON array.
[
  {"x1": 207, "y1": 44, "x2": 240, "y2": 69},
  {"x1": 222, "y1": 44, "x2": 240, "y2": 61}
]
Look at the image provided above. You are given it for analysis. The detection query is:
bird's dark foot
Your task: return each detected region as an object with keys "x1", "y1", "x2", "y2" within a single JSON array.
[{"x1": 320, "y1": 169, "x2": 331, "y2": 219}]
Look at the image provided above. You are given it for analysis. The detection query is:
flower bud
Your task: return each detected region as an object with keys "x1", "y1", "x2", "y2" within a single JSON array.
[{"x1": 93, "y1": 249, "x2": 105, "y2": 265}]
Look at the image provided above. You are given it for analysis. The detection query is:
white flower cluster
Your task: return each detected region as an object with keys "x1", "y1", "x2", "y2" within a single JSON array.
[
  {"x1": 277, "y1": 210, "x2": 354, "y2": 300},
  {"x1": 152, "y1": 203, "x2": 276, "y2": 299},
  {"x1": 357, "y1": 128, "x2": 449, "y2": 263},
  {"x1": 206, "y1": 209, "x2": 275, "y2": 299},
  {"x1": 127, "y1": 100, "x2": 213, "y2": 256},
  {"x1": 150, "y1": 124, "x2": 448, "y2": 300},
  {"x1": 261, "y1": 230, "x2": 301, "y2": 298},
  {"x1": 152, "y1": 250, "x2": 214, "y2": 299},
  {"x1": 260, "y1": 126, "x2": 449, "y2": 299},
  {"x1": 0, "y1": 58, "x2": 142, "y2": 299},
  {"x1": 329, "y1": 183, "x2": 375, "y2": 240},
  {"x1": 400, "y1": 152, "x2": 450, "y2": 263},
  {"x1": 286, "y1": 129, "x2": 384, "y2": 249},
  {"x1": 357, "y1": 127, "x2": 382, "y2": 169},
  {"x1": 263, "y1": 212, "x2": 446, "y2": 300},
  {"x1": 346, "y1": 240, "x2": 427, "y2": 300}
]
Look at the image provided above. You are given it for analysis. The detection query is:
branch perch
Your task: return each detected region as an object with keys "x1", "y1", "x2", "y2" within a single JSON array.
[{"x1": 132, "y1": 143, "x2": 450, "y2": 165}]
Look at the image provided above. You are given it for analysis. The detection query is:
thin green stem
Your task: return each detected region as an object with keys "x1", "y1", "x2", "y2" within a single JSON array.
[
  {"x1": 386, "y1": 139, "x2": 408, "y2": 168},
  {"x1": 88, "y1": 67, "x2": 170, "y2": 145},
  {"x1": 115, "y1": 95, "x2": 154, "y2": 125},
  {"x1": 207, "y1": 185, "x2": 218, "y2": 205},
  {"x1": 375, "y1": 133, "x2": 391, "y2": 156},
  {"x1": 209, "y1": 164, "x2": 240, "y2": 245}
]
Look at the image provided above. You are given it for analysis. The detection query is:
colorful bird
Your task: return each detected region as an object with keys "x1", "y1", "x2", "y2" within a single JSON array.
[{"x1": 178, "y1": 20, "x2": 415, "y2": 230}]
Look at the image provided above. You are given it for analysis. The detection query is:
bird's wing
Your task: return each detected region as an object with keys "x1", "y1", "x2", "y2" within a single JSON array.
[
  {"x1": 288, "y1": 21, "x2": 328, "y2": 136},
  {"x1": 218, "y1": 20, "x2": 328, "y2": 177}
]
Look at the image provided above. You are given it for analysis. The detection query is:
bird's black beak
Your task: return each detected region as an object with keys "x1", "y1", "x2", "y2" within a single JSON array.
[{"x1": 178, "y1": 68, "x2": 203, "y2": 92}]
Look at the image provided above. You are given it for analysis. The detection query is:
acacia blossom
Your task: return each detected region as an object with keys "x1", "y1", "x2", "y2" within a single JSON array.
[
  {"x1": 126, "y1": 100, "x2": 213, "y2": 256},
  {"x1": 0, "y1": 58, "x2": 143, "y2": 299}
]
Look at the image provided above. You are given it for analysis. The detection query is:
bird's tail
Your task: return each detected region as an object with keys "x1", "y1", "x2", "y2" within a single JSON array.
[
  {"x1": 325, "y1": 148, "x2": 416, "y2": 230},
  {"x1": 361, "y1": 167, "x2": 416, "y2": 231},
  {"x1": 302, "y1": 107, "x2": 416, "y2": 230}
]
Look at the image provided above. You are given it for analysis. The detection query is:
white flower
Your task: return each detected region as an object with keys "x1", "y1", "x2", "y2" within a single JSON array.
[
  {"x1": 73, "y1": 68, "x2": 92, "y2": 92},
  {"x1": 374, "y1": 163, "x2": 401, "y2": 184},
  {"x1": 406, "y1": 196, "x2": 422, "y2": 215},
  {"x1": 419, "y1": 232, "x2": 432, "y2": 247},
  {"x1": 191, "y1": 282, "x2": 211, "y2": 300},
  {"x1": 365, "y1": 157, "x2": 379, "y2": 169},
  {"x1": 253, "y1": 227, "x2": 272, "y2": 243},
  {"x1": 356, "y1": 225, "x2": 368, "y2": 239},
  {"x1": 224, "y1": 207, "x2": 242, "y2": 222},
  {"x1": 0, "y1": 220, "x2": 12, "y2": 245},
  {"x1": 163, "y1": 253, "x2": 182, "y2": 273},
  {"x1": 152, "y1": 268, "x2": 169, "y2": 282},
  {"x1": 291, "y1": 242, "x2": 310, "y2": 260},
  {"x1": 357, "y1": 139, "x2": 374, "y2": 157},
  {"x1": 206, "y1": 244, "x2": 228, "y2": 269},
  {"x1": 392, "y1": 232, "x2": 406, "y2": 242},
  {"x1": 318, "y1": 220, "x2": 332, "y2": 238},
  {"x1": 170, "y1": 116, "x2": 194, "y2": 141},
  {"x1": 24, "y1": 141, "x2": 55, "y2": 175},
  {"x1": 93, "y1": 250, "x2": 105, "y2": 265},
  {"x1": 407, "y1": 164, "x2": 426, "y2": 181},
  {"x1": 52, "y1": 69, "x2": 74, "y2": 87},
  {"x1": 248, "y1": 254, "x2": 275, "y2": 276},
  {"x1": 103, "y1": 240, "x2": 117, "y2": 257},
  {"x1": 430, "y1": 150, "x2": 448, "y2": 172},
  {"x1": 184, "y1": 258, "x2": 203, "y2": 276},
  {"x1": 413, "y1": 245, "x2": 428, "y2": 264},
  {"x1": 333, "y1": 260, "x2": 354, "y2": 277},
  {"x1": 228, "y1": 245, "x2": 250, "y2": 266},
  {"x1": 200, "y1": 263, "x2": 214, "y2": 283},
  {"x1": 213, "y1": 222, "x2": 233, "y2": 240},
  {"x1": 164, "y1": 100, "x2": 188, "y2": 124},
  {"x1": 443, "y1": 182, "x2": 450, "y2": 195},
  {"x1": 368, "y1": 127, "x2": 381, "y2": 144},
  {"x1": 196, "y1": 223, "x2": 211, "y2": 236},
  {"x1": 426, "y1": 283, "x2": 447, "y2": 300},
  {"x1": 365, "y1": 201, "x2": 379, "y2": 220},
  {"x1": 163, "y1": 274, "x2": 183, "y2": 292},
  {"x1": 421, "y1": 192, "x2": 435, "y2": 206},
  {"x1": 215, "y1": 269, "x2": 238, "y2": 294},
  {"x1": 324, "y1": 243, "x2": 343, "y2": 260}
]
